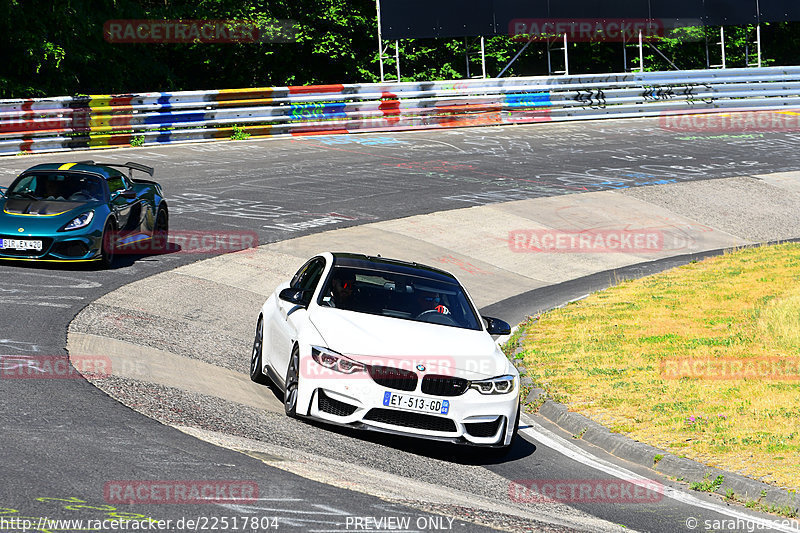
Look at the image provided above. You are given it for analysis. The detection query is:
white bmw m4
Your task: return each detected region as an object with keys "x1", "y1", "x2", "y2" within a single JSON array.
[{"x1": 250, "y1": 252, "x2": 520, "y2": 449}]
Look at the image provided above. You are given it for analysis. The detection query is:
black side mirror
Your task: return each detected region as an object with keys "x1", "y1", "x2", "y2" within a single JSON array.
[
  {"x1": 279, "y1": 288, "x2": 311, "y2": 307},
  {"x1": 483, "y1": 316, "x2": 511, "y2": 336},
  {"x1": 121, "y1": 189, "x2": 137, "y2": 199}
]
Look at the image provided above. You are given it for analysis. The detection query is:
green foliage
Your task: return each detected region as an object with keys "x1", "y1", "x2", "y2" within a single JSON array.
[
  {"x1": 0, "y1": 2, "x2": 799, "y2": 98},
  {"x1": 230, "y1": 125, "x2": 251, "y2": 140},
  {"x1": 129, "y1": 135, "x2": 145, "y2": 147},
  {"x1": 690, "y1": 474, "x2": 725, "y2": 493}
]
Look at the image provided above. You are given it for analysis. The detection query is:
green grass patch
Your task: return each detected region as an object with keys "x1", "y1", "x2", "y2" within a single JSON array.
[{"x1": 518, "y1": 243, "x2": 800, "y2": 491}]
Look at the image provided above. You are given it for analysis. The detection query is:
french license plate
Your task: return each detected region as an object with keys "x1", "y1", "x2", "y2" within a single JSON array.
[
  {"x1": 1, "y1": 239, "x2": 42, "y2": 251},
  {"x1": 383, "y1": 391, "x2": 449, "y2": 415}
]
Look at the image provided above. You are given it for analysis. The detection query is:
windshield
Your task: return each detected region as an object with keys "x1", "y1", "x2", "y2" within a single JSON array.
[
  {"x1": 7, "y1": 172, "x2": 106, "y2": 202},
  {"x1": 318, "y1": 266, "x2": 482, "y2": 330}
]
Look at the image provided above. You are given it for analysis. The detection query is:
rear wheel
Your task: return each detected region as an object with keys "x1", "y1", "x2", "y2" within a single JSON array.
[
  {"x1": 100, "y1": 220, "x2": 116, "y2": 269},
  {"x1": 250, "y1": 316, "x2": 271, "y2": 385},
  {"x1": 284, "y1": 345, "x2": 300, "y2": 418},
  {"x1": 152, "y1": 206, "x2": 169, "y2": 252}
]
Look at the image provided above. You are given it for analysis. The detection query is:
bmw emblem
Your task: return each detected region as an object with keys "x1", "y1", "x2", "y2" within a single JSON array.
[
  {"x1": 416, "y1": 364, "x2": 426, "y2": 372},
  {"x1": 18, "y1": 228, "x2": 24, "y2": 233}
]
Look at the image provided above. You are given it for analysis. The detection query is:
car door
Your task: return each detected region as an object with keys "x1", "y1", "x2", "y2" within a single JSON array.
[
  {"x1": 270, "y1": 257, "x2": 327, "y2": 383},
  {"x1": 107, "y1": 173, "x2": 136, "y2": 235}
]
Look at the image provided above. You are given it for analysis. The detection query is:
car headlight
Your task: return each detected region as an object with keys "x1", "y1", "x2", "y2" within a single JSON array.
[
  {"x1": 62, "y1": 211, "x2": 94, "y2": 231},
  {"x1": 311, "y1": 346, "x2": 366, "y2": 374},
  {"x1": 470, "y1": 375, "x2": 516, "y2": 395}
]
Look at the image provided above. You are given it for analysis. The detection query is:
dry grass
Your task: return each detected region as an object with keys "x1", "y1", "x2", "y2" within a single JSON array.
[{"x1": 520, "y1": 243, "x2": 800, "y2": 490}]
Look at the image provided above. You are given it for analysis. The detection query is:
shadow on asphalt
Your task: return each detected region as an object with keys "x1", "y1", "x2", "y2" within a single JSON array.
[{"x1": 285, "y1": 409, "x2": 537, "y2": 466}]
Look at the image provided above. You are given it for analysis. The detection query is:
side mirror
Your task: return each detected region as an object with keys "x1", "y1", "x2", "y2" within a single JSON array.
[
  {"x1": 483, "y1": 316, "x2": 511, "y2": 336},
  {"x1": 0, "y1": 186, "x2": 6, "y2": 198},
  {"x1": 111, "y1": 189, "x2": 137, "y2": 201},
  {"x1": 279, "y1": 288, "x2": 311, "y2": 307}
]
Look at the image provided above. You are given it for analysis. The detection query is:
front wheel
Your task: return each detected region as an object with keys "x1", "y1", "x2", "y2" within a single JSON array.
[
  {"x1": 284, "y1": 345, "x2": 300, "y2": 418},
  {"x1": 250, "y1": 316, "x2": 271, "y2": 385},
  {"x1": 99, "y1": 220, "x2": 116, "y2": 269}
]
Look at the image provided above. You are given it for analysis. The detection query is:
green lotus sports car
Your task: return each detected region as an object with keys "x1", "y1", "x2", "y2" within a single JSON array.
[{"x1": 0, "y1": 161, "x2": 168, "y2": 268}]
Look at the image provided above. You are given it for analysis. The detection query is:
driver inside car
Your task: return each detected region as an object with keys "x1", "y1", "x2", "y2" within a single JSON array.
[
  {"x1": 328, "y1": 271, "x2": 357, "y2": 310},
  {"x1": 416, "y1": 291, "x2": 450, "y2": 315},
  {"x1": 42, "y1": 178, "x2": 65, "y2": 201}
]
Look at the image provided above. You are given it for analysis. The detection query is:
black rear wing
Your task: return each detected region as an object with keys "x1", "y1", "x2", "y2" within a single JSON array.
[{"x1": 78, "y1": 161, "x2": 154, "y2": 178}]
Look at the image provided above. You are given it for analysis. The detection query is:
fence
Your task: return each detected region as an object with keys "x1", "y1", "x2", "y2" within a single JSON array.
[{"x1": 2, "y1": 66, "x2": 800, "y2": 155}]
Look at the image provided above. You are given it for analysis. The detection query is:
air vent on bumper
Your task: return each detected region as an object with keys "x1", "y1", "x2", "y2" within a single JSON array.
[
  {"x1": 364, "y1": 408, "x2": 456, "y2": 433},
  {"x1": 317, "y1": 390, "x2": 358, "y2": 417}
]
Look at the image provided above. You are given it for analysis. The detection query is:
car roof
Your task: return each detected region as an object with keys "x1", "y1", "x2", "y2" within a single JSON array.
[
  {"x1": 22, "y1": 163, "x2": 122, "y2": 179},
  {"x1": 330, "y1": 252, "x2": 458, "y2": 283}
]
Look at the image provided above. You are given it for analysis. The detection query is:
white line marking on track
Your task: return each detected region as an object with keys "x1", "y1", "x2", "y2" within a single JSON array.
[{"x1": 521, "y1": 416, "x2": 797, "y2": 532}]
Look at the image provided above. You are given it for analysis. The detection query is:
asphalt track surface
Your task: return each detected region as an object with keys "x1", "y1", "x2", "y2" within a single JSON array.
[{"x1": 1, "y1": 119, "x2": 799, "y2": 532}]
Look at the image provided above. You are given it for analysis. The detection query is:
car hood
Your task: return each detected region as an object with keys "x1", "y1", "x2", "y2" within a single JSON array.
[
  {"x1": 2, "y1": 198, "x2": 86, "y2": 216},
  {"x1": 309, "y1": 307, "x2": 509, "y2": 379}
]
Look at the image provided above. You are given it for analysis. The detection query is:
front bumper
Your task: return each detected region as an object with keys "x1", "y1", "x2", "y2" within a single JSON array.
[
  {"x1": 0, "y1": 230, "x2": 102, "y2": 262},
  {"x1": 301, "y1": 371, "x2": 520, "y2": 446}
]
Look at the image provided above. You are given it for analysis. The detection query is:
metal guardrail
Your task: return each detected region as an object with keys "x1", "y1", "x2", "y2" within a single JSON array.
[{"x1": 2, "y1": 66, "x2": 800, "y2": 155}]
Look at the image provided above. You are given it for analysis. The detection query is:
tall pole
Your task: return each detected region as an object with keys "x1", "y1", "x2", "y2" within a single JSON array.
[
  {"x1": 395, "y1": 40, "x2": 401, "y2": 80},
  {"x1": 563, "y1": 33, "x2": 569, "y2": 76},
  {"x1": 465, "y1": 37, "x2": 471, "y2": 78},
  {"x1": 376, "y1": 0, "x2": 385, "y2": 82},
  {"x1": 638, "y1": 29, "x2": 644, "y2": 72},
  {"x1": 756, "y1": 0, "x2": 762, "y2": 67},
  {"x1": 756, "y1": 24, "x2": 762, "y2": 67},
  {"x1": 623, "y1": 34, "x2": 628, "y2": 71},
  {"x1": 720, "y1": 26, "x2": 726, "y2": 69},
  {"x1": 480, "y1": 36, "x2": 486, "y2": 78}
]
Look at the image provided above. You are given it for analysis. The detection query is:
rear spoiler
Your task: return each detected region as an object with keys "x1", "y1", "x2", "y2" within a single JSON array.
[{"x1": 77, "y1": 161, "x2": 154, "y2": 177}]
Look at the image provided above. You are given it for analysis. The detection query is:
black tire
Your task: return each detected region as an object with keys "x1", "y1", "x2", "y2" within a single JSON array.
[
  {"x1": 100, "y1": 220, "x2": 116, "y2": 269},
  {"x1": 284, "y1": 345, "x2": 300, "y2": 418},
  {"x1": 250, "y1": 316, "x2": 271, "y2": 385},
  {"x1": 152, "y1": 205, "x2": 169, "y2": 252}
]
